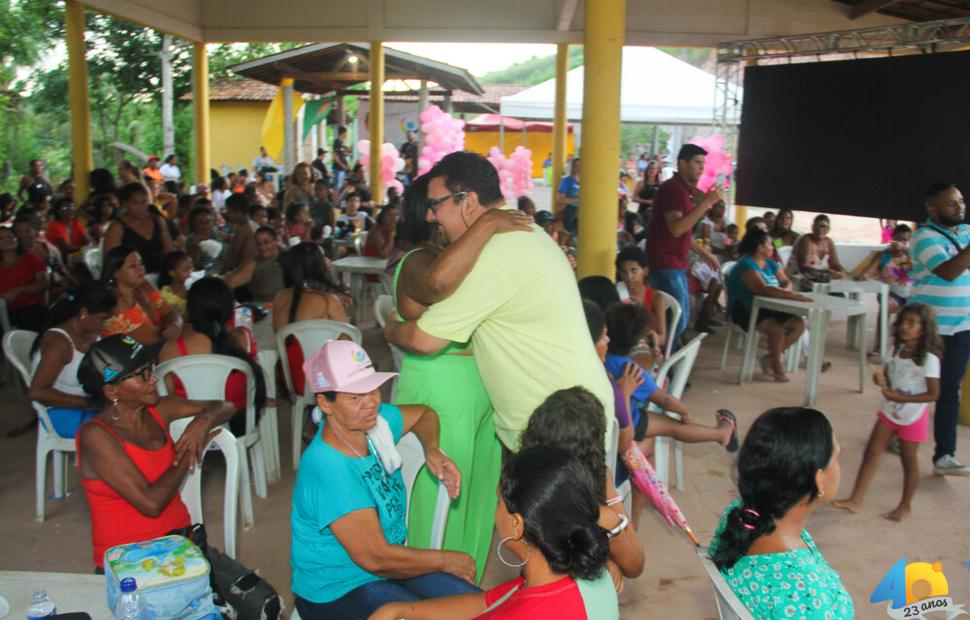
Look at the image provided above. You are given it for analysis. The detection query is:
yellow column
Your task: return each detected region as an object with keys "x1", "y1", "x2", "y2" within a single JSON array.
[
  {"x1": 551, "y1": 43, "x2": 569, "y2": 214},
  {"x1": 192, "y1": 42, "x2": 211, "y2": 185},
  {"x1": 577, "y1": 0, "x2": 625, "y2": 279},
  {"x1": 65, "y1": 0, "x2": 93, "y2": 202},
  {"x1": 734, "y1": 205, "x2": 749, "y2": 227},
  {"x1": 369, "y1": 42, "x2": 385, "y2": 201}
]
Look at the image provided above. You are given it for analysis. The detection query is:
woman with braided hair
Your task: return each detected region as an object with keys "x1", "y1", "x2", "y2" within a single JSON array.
[{"x1": 709, "y1": 407, "x2": 853, "y2": 619}]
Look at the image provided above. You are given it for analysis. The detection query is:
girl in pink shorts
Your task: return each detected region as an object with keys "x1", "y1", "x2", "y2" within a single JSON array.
[{"x1": 834, "y1": 304, "x2": 941, "y2": 522}]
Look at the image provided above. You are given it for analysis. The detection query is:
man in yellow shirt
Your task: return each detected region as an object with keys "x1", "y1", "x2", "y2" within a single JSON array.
[{"x1": 386, "y1": 152, "x2": 613, "y2": 450}]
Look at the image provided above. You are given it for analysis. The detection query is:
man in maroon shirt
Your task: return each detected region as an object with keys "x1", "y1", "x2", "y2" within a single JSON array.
[{"x1": 646, "y1": 144, "x2": 721, "y2": 347}]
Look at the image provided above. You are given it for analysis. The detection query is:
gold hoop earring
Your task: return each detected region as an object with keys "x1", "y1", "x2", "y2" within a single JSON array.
[{"x1": 496, "y1": 536, "x2": 530, "y2": 568}]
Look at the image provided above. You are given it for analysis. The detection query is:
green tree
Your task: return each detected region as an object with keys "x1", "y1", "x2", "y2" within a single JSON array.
[{"x1": 0, "y1": 0, "x2": 64, "y2": 190}]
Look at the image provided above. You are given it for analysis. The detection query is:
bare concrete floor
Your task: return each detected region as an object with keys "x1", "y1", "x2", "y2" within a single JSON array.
[{"x1": 2, "y1": 318, "x2": 969, "y2": 619}]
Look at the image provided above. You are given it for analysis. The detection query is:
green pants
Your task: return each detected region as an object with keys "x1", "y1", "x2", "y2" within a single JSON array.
[{"x1": 396, "y1": 350, "x2": 500, "y2": 582}]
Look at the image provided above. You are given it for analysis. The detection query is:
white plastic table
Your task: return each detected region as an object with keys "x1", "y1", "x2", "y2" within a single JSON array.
[
  {"x1": 739, "y1": 293, "x2": 868, "y2": 406},
  {"x1": 329, "y1": 256, "x2": 388, "y2": 324},
  {"x1": 0, "y1": 570, "x2": 110, "y2": 619},
  {"x1": 812, "y1": 279, "x2": 890, "y2": 361}
]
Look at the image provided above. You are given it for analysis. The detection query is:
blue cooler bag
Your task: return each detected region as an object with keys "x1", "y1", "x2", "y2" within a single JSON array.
[{"x1": 105, "y1": 535, "x2": 219, "y2": 620}]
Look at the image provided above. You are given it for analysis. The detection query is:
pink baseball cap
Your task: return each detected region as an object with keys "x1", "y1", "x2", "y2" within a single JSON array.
[{"x1": 303, "y1": 340, "x2": 397, "y2": 394}]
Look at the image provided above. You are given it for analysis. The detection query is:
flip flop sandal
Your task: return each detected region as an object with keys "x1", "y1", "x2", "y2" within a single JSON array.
[{"x1": 716, "y1": 409, "x2": 740, "y2": 453}]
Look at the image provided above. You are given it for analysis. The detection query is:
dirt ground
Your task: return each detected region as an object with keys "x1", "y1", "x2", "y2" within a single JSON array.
[{"x1": 2, "y1": 297, "x2": 969, "y2": 619}]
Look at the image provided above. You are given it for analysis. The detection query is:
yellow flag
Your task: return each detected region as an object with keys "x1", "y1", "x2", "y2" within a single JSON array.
[{"x1": 260, "y1": 77, "x2": 305, "y2": 161}]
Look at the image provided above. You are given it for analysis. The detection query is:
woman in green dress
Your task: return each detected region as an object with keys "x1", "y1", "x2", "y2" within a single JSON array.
[{"x1": 391, "y1": 176, "x2": 532, "y2": 579}]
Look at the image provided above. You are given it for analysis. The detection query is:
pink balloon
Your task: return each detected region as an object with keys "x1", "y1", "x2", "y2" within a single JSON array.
[
  {"x1": 357, "y1": 140, "x2": 370, "y2": 156},
  {"x1": 360, "y1": 155, "x2": 370, "y2": 169}
]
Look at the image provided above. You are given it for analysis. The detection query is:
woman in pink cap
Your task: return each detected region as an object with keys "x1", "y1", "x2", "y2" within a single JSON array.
[{"x1": 291, "y1": 340, "x2": 480, "y2": 619}]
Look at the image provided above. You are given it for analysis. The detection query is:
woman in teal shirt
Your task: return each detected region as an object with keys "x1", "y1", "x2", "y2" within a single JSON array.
[
  {"x1": 291, "y1": 340, "x2": 480, "y2": 619},
  {"x1": 725, "y1": 228, "x2": 810, "y2": 382},
  {"x1": 709, "y1": 407, "x2": 853, "y2": 620}
]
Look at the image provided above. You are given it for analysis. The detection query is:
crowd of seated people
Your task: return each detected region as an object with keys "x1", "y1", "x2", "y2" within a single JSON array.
[{"x1": 4, "y1": 148, "x2": 915, "y2": 620}]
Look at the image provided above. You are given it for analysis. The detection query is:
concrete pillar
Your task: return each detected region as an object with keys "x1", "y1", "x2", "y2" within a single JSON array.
[
  {"x1": 369, "y1": 41, "x2": 385, "y2": 201},
  {"x1": 577, "y1": 0, "x2": 625, "y2": 279},
  {"x1": 283, "y1": 80, "x2": 295, "y2": 174},
  {"x1": 551, "y1": 42, "x2": 569, "y2": 213},
  {"x1": 192, "y1": 42, "x2": 210, "y2": 184},
  {"x1": 66, "y1": 0, "x2": 93, "y2": 201},
  {"x1": 444, "y1": 92, "x2": 453, "y2": 114}
]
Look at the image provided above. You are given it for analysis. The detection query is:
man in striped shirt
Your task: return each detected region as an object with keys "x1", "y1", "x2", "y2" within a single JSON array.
[{"x1": 910, "y1": 181, "x2": 970, "y2": 476}]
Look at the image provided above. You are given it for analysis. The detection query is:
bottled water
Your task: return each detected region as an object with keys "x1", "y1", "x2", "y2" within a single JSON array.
[
  {"x1": 26, "y1": 590, "x2": 56, "y2": 619},
  {"x1": 114, "y1": 578, "x2": 151, "y2": 620}
]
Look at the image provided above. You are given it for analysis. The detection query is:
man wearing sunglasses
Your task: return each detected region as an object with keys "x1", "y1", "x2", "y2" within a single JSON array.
[{"x1": 385, "y1": 152, "x2": 613, "y2": 451}]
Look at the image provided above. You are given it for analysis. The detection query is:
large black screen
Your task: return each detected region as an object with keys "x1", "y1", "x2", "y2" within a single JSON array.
[{"x1": 735, "y1": 51, "x2": 970, "y2": 222}]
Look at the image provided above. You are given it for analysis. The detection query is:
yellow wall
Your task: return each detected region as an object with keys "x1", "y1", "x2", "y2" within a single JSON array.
[
  {"x1": 211, "y1": 101, "x2": 270, "y2": 173},
  {"x1": 465, "y1": 130, "x2": 575, "y2": 178}
]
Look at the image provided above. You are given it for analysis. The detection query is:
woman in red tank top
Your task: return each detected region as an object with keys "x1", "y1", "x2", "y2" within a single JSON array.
[{"x1": 75, "y1": 334, "x2": 235, "y2": 568}]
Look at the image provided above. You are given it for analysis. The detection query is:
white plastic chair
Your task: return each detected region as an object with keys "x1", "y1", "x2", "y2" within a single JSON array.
[
  {"x1": 352, "y1": 231, "x2": 368, "y2": 255},
  {"x1": 177, "y1": 426, "x2": 241, "y2": 558},
  {"x1": 719, "y1": 261, "x2": 800, "y2": 375},
  {"x1": 4, "y1": 330, "x2": 76, "y2": 522},
  {"x1": 655, "y1": 289, "x2": 681, "y2": 359},
  {"x1": 256, "y1": 349, "x2": 281, "y2": 483},
  {"x1": 374, "y1": 295, "x2": 404, "y2": 400},
  {"x1": 276, "y1": 320, "x2": 362, "y2": 471},
  {"x1": 83, "y1": 246, "x2": 102, "y2": 280},
  {"x1": 696, "y1": 547, "x2": 756, "y2": 620},
  {"x1": 397, "y1": 432, "x2": 451, "y2": 549},
  {"x1": 650, "y1": 332, "x2": 707, "y2": 490},
  {"x1": 156, "y1": 355, "x2": 265, "y2": 531},
  {"x1": 144, "y1": 273, "x2": 160, "y2": 288}
]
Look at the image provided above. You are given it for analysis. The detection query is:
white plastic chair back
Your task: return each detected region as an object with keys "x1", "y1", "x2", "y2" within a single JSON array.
[
  {"x1": 374, "y1": 295, "x2": 394, "y2": 329},
  {"x1": 276, "y1": 319, "x2": 362, "y2": 470},
  {"x1": 649, "y1": 333, "x2": 706, "y2": 489},
  {"x1": 397, "y1": 432, "x2": 451, "y2": 550},
  {"x1": 777, "y1": 245, "x2": 793, "y2": 269},
  {"x1": 157, "y1": 355, "x2": 256, "y2": 435},
  {"x1": 654, "y1": 289, "x2": 681, "y2": 359},
  {"x1": 83, "y1": 246, "x2": 102, "y2": 280},
  {"x1": 177, "y1": 427, "x2": 241, "y2": 558},
  {"x1": 144, "y1": 273, "x2": 160, "y2": 289},
  {"x1": 696, "y1": 547, "x2": 756, "y2": 620}
]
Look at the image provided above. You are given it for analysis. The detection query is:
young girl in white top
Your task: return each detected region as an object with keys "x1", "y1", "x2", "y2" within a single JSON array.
[{"x1": 834, "y1": 303, "x2": 941, "y2": 521}]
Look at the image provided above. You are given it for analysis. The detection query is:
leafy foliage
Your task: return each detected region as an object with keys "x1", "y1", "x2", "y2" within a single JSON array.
[{"x1": 480, "y1": 47, "x2": 585, "y2": 85}]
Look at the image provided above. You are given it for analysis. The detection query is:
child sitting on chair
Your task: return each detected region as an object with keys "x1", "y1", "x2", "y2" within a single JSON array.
[{"x1": 585, "y1": 301, "x2": 738, "y2": 529}]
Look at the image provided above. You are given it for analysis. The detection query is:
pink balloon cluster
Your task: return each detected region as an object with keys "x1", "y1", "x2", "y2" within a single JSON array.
[
  {"x1": 417, "y1": 105, "x2": 465, "y2": 176},
  {"x1": 487, "y1": 146, "x2": 534, "y2": 202},
  {"x1": 689, "y1": 133, "x2": 734, "y2": 193},
  {"x1": 357, "y1": 140, "x2": 406, "y2": 196}
]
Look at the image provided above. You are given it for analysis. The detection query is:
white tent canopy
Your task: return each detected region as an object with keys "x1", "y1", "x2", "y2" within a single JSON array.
[{"x1": 500, "y1": 47, "x2": 736, "y2": 126}]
